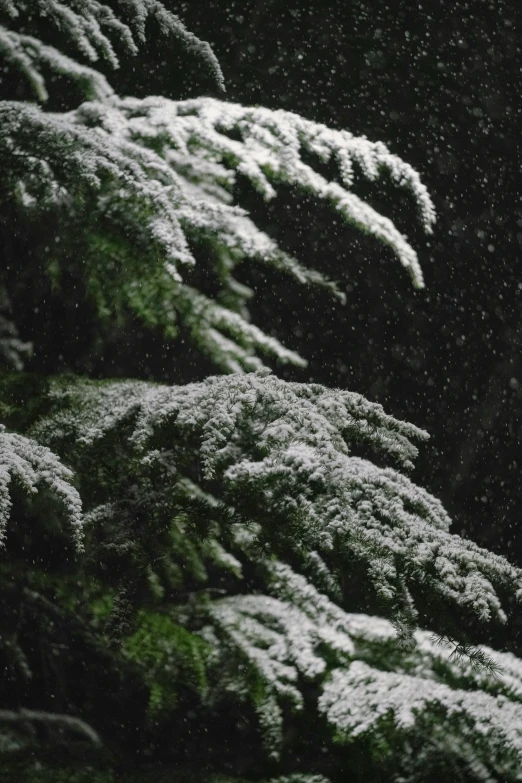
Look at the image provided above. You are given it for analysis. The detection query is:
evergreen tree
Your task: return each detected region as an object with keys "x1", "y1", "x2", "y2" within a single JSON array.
[{"x1": 0, "y1": 3, "x2": 521, "y2": 781}]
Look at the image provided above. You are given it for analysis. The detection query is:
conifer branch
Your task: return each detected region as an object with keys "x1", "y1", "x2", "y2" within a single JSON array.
[{"x1": 0, "y1": 0, "x2": 224, "y2": 92}]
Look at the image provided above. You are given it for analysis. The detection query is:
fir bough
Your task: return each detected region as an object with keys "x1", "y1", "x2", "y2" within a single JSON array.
[
  {"x1": 1, "y1": 3, "x2": 521, "y2": 782},
  {"x1": 1, "y1": 370, "x2": 520, "y2": 780}
]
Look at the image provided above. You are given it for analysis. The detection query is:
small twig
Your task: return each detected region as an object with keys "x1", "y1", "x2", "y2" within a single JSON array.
[{"x1": 0, "y1": 709, "x2": 101, "y2": 744}]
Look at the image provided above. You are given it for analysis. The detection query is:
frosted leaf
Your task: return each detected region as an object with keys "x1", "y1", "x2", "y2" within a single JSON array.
[
  {"x1": 319, "y1": 662, "x2": 522, "y2": 769},
  {"x1": 171, "y1": 97, "x2": 435, "y2": 283},
  {"x1": 202, "y1": 537, "x2": 243, "y2": 579},
  {"x1": 93, "y1": 94, "x2": 434, "y2": 288},
  {"x1": 255, "y1": 694, "x2": 285, "y2": 759},
  {"x1": 265, "y1": 560, "x2": 522, "y2": 702},
  {"x1": 32, "y1": 371, "x2": 522, "y2": 630},
  {"x1": 206, "y1": 593, "x2": 354, "y2": 715},
  {"x1": 0, "y1": 27, "x2": 115, "y2": 101},
  {"x1": 2, "y1": 90, "x2": 435, "y2": 370},
  {"x1": 205, "y1": 561, "x2": 522, "y2": 772},
  {"x1": 0, "y1": 0, "x2": 224, "y2": 93},
  {"x1": 228, "y1": 442, "x2": 520, "y2": 624},
  {"x1": 0, "y1": 425, "x2": 83, "y2": 549},
  {"x1": 24, "y1": 370, "x2": 522, "y2": 774}
]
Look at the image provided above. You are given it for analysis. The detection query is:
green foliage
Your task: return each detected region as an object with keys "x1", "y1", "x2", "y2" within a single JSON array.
[
  {"x1": 2, "y1": 370, "x2": 522, "y2": 781},
  {"x1": 1, "y1": 2, "x2": 521, "y2": 782},
  {"x1": 122, "y1": 611, "x2": 209, "y2": 718}
]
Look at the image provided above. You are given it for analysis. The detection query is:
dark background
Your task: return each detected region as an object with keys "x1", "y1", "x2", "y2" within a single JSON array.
[{"x1": 4, "y1": 1, "x2": 522, "y2": 637}]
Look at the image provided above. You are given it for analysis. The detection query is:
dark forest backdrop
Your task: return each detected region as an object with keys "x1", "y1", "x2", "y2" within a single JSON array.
[{"x1": 4, "y1": 0, "x2": 521, "y2": 651}]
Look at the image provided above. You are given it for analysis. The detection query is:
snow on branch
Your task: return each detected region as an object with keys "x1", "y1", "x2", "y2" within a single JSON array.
[
  {"x1": 20, "y1": 372, "x2": 522, "y2": 776},
  {"x1": 31, "y1": 371, "x2": 522, "y2": 631},
  {"x1": 202, "y1": 559, "x2": 522, "y2": 773},
  {"x1": 173, "y1": 97, "x2": 435, "y2": 285},
  {"x1": 1, "y1": 94, "x2": 435, "y2": 371},
  {"x1": 319, "y1": 663, "x2": 522, "y2": 772},
  {"x1": 0, "y1": 425, "x2": 83, "y2": 549},
  {"x1": 0, "y1": 27, "x2": 115, "y2": 101},
  {"x1": 0, "y1": 0, "x2": 224, "y2": 92},
  {"x1": 81, "y1": 95, "x2": 435, "y2": 288},
  {"x1": 266, "y1": 560, "x2": 522, "y2": 700},
  {"x1": 205, "y1": 593, "x2": 353, "y2": 757}
]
